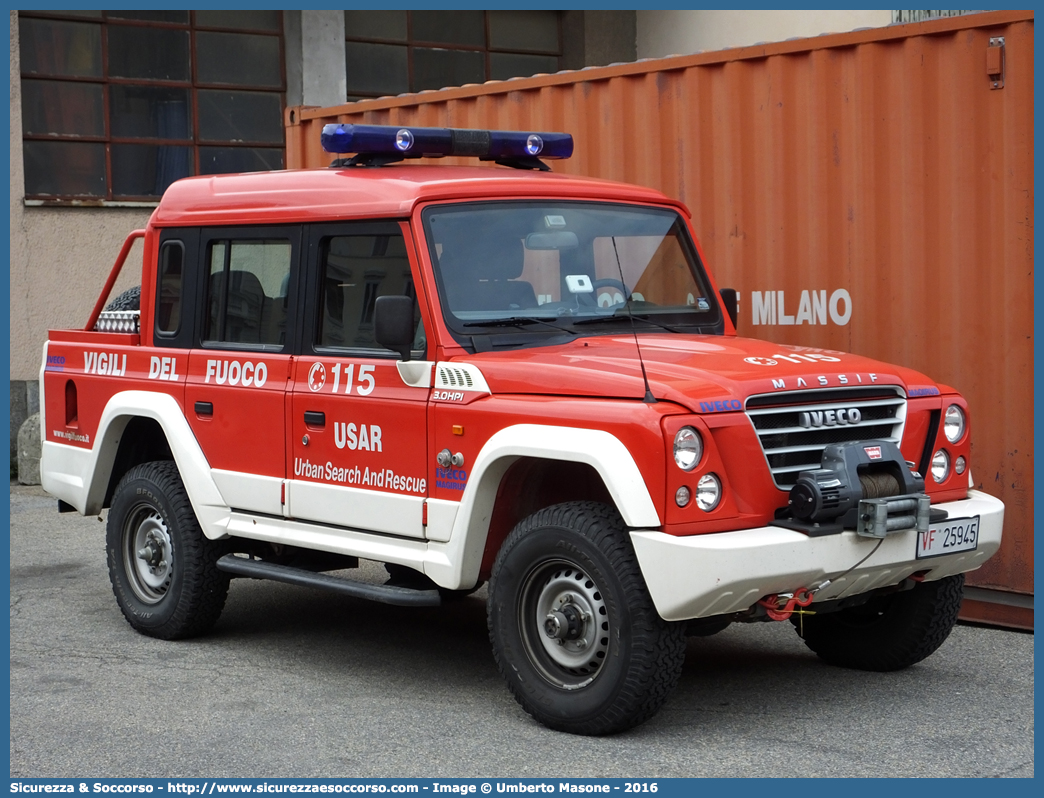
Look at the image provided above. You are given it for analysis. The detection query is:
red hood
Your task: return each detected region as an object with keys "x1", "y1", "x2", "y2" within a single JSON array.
[{"x1": 460, "y1": 334, "x2": 937, "y2": 411}]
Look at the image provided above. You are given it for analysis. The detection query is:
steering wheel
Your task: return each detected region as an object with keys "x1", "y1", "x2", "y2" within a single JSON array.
[{"x1": 592, "y1": 278, "x2": 628, "y2": 308}]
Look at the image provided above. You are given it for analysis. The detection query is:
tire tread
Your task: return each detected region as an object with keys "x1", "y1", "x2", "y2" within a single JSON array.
[
  {"x1": 798, "y1": 573, "x2": 964, "y2": 671},
  {"x1": 107, "y1": 461, "x2": 228, "y2": 640},
  {"x1": 105, "y1": 285, "x2": 140, "y2": 312},
  {"x1": 488, "y1": 501, "x2": 686, "y2": 735}
]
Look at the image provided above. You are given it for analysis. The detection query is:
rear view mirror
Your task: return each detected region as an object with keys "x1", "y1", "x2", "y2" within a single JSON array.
[
  {"x1": 525, "y1": 231, "x2": 579, "y2": 250},
  {"x1": 374, "y1": 295, "x2": 415, "y2": 361}
]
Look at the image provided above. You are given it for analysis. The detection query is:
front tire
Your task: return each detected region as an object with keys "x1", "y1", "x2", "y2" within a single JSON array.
[
  {"x1": 106, "y1": 461, "x2": 229, "y2": 640},
  {"x1": 795, "y1": 574, "x2": 965, "y2": 671},
  {"x1": 488, "y1": 502, "x2": 686, "y2": 735}
]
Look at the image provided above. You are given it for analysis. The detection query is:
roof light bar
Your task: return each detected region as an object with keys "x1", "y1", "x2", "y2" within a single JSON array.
[{"x1": 321, "y1": 124, "x2": 573, "y2": 170}]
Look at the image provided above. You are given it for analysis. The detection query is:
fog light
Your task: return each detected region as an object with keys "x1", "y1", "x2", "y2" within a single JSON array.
[
  {"x1": 675, "y1": 486, "x2": 691, "y2": 507},
  {"x1": 954, "y1": 455, "x2": 966, "y2": 475},
  {"x1": 931, "y1": 449, "x2": 950, "y2": 483},
  {"x1": 696, "y1": 473, "x2": 721, "y2": 511}
]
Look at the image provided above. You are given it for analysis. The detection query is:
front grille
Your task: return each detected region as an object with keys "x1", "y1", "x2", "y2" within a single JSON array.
[{"x1": 745, "y1": 386, "x2": 907, "y2": 488}]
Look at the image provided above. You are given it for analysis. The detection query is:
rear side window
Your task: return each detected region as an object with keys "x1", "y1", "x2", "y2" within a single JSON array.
[
  {"x1": 156, "y1": 241, "x2": 183, "y2": 335},
  {"x1": 204, "y1": 239, "x2": 291, "y2": 347}
]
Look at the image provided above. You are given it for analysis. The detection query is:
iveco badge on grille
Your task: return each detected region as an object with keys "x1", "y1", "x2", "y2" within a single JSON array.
[{"x1": 799, "y1": 407, "x2": 862, "y2": 428}]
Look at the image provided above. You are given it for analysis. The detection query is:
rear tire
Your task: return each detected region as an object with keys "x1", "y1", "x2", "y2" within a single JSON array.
[
  {"x1": 106, "y1": 461, "x2": 229, "y2": 640},
  {"x1": 488, "y1": 502, "x2": 686, "y2": 735},
  {"x1": 795, "y1": 574, "x2": 964, "y2": 671}
]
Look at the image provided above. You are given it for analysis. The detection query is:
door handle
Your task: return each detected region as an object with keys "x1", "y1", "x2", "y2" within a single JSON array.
[
  {"x1": 304, "y1": 410, "x2": 325, "y2": 427},
  {"x1": 194, "y1": 401, "x2": 213, "y2": 416}
]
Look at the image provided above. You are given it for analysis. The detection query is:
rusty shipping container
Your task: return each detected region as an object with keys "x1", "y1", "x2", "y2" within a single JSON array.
[{"x1": 287, "y1": 11, "x2": 1034, "y2": 628}]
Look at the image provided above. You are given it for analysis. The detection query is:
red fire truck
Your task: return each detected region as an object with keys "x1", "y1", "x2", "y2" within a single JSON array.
[{"x1": 40, "y1": 125, "x2": 1003, "y2": 735}]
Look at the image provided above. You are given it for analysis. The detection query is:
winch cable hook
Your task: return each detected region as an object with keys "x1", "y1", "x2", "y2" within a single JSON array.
[
  {"x1": 758, "y1": 537, "x2": 885, "y2": 627},
  {"x1": 758, "y1": 587, "x2": 815, "y2": 622}
]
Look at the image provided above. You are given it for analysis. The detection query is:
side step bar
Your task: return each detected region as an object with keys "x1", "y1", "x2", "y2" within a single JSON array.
[{"x1": 216, "y1": 555, "x2": 441, "y2": 607}]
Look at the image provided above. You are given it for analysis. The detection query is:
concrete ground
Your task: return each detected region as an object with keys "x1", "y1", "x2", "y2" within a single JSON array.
[{"x1": 9, "y1": 483, "x2": 1034, "y2": 778}]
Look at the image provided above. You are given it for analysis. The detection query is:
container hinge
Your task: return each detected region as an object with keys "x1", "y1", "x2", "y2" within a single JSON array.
[{"x1": 987, "y1": 37, "x2": 1005, "y2": 90}]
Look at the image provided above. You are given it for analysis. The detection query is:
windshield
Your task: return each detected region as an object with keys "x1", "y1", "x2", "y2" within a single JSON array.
[{"x1": 422, "y1": 202, "x2": 723, "y2": 344}]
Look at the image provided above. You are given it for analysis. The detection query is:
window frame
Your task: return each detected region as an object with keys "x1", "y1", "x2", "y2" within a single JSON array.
[
  {"x1": 420, "y1": 199, "x2": 726, "y2": 352},
  {"x1": 196, "y1": 225, "x2": 302, "y2": 354},
  {"x1": 304, "y1": 221, "x2": 426, "y2": 361},
  {"x1": 19, "y1": 10, "x2": 286, "y2": 205},
  {"x1": 152, "y1": 231, "x2": 197, "y2": 348},
  {"x1": 343, "y1": 10, "x2": 562, "y2": 101}
]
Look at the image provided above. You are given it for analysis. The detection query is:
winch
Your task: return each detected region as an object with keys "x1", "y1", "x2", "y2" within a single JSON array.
[{"x1": 777, "y1": 440, "x2": 932, "y2": 538}]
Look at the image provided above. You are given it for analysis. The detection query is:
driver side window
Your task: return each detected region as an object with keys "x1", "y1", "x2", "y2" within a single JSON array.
[{"x1": 317, "y1": 231, "x2": 424, "y2": 354}]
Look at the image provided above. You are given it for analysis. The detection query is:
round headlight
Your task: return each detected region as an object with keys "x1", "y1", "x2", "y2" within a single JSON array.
[
  {"x1": 695, "y1": 473, "x2": 722, "y2": 511},
  {"x1": 931, "y1": 449, "x2": 950, "y2": 484},
  {"x1": 673, "y1": 427, "x2": 703, "y2": 471},
  {"x1": 944, "y1": 404, "x2": 966, "y2": 443}
]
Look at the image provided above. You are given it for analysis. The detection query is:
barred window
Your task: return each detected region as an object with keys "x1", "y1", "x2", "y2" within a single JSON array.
[
  {"x1": 19, "y1": 11, "x2": 285, "y2": 203},
  {"x1": 344, "y1": 11, "x2": 560, "y2": 101}
]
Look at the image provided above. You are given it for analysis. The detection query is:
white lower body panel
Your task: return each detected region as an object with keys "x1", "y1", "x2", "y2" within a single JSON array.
[
  {"x1": 212, "y1": 469, "x2": 283, "y2": 517},
  {"x1": 630, "y1": 490, "x2": 1005, "y2": 621},
  {"x1": 225, "y1": 511, "x2": 428, "y2": 571},
  {"x1": 40, "y1": 440, "x2": 92, "y2": 509},
  {"x1": 286, "y1": 479, "x2": 425, "y2": 539}
]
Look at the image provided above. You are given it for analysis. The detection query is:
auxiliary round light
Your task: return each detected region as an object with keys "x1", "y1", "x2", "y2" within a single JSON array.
[
  {"x1": 943, "y1": 404, "x2": 966, "y2": 443},
  {"x1": 675, "y1": 486, "x2": 691, "y2": 508},
  {"x1": 673, "y1": 427, "x2": 703, "y2": 471},
  {"x1": 394, "y1": 129, "x2": 415, "y2": 152},
  {"x1": 931, "y1": 449, "x2": 951, "y2": 484},
  {"x1": 954, "y1": 455, "x2": 967, "y2": 476},
  {"x1": 526, "y1": 134, "x2": 544, "y2": 155},
  {"x1": 695, "y1": 474, "x2": 722, "y2": 512}
]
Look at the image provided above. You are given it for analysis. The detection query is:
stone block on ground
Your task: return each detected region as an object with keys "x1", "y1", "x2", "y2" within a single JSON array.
[{"x1": 18, "y1": 412, "x2": 41, "y2": 486}]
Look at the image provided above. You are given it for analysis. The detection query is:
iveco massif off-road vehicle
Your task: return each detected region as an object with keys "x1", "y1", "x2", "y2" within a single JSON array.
[{"x1": 40, "y1": 124, "x2": 1004, "y2": 735}]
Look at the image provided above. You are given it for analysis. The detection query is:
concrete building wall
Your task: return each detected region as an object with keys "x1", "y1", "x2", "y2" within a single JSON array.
[
  {"x1": 561, "y1": 11, "x2": 637, "y2": 70},
  {"x1": 8, "y1": 8, "x2": 349, "y2": 387},
  {"x1": 285, "y1": 9, "x2": 347, "y2": 108},
  {"x1": 636, "y1": 10, "x2": 893, "y2": 58}
]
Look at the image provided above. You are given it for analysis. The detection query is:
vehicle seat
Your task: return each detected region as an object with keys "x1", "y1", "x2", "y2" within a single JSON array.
[
  {"x1": 439, "y1": 237, "x2": 537, "y2": 313},
  {"x1": 210, "y1": 269, "x2": 266, "y2": 343}
]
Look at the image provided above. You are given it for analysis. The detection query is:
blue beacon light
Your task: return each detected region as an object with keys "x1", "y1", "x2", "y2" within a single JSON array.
[{"x1": 321, "y1": 124, "x2": 573, "y2": 170}]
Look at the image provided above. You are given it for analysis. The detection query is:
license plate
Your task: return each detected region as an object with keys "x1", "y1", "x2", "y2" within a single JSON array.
[{"x1": 916, "y1": 516, "x2": 980, "y2": 559}]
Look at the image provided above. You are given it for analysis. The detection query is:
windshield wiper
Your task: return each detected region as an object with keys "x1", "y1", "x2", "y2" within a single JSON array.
[
  {"x1": 572, "y1": 314, "x2": 683, "y2": 333},
  {"x1": 462, "y1": 316, "x2": 577, "y2": 334}
]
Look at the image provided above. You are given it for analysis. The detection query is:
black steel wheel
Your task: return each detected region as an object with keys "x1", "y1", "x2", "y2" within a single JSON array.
[
  {"x1": 795, "y1": 574, "x2": 965, "y2": 671},
  {"x1": 488, "y1": 502, "x2": 686, "y2": 735},
  {"x1": 106, "y1": 461, "x2": 229, "y2": 640}
]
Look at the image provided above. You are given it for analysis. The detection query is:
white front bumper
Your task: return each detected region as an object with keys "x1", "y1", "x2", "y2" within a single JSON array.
[{"x1": 630, "y1": 489, "x2": 1004, "y2": 621}]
